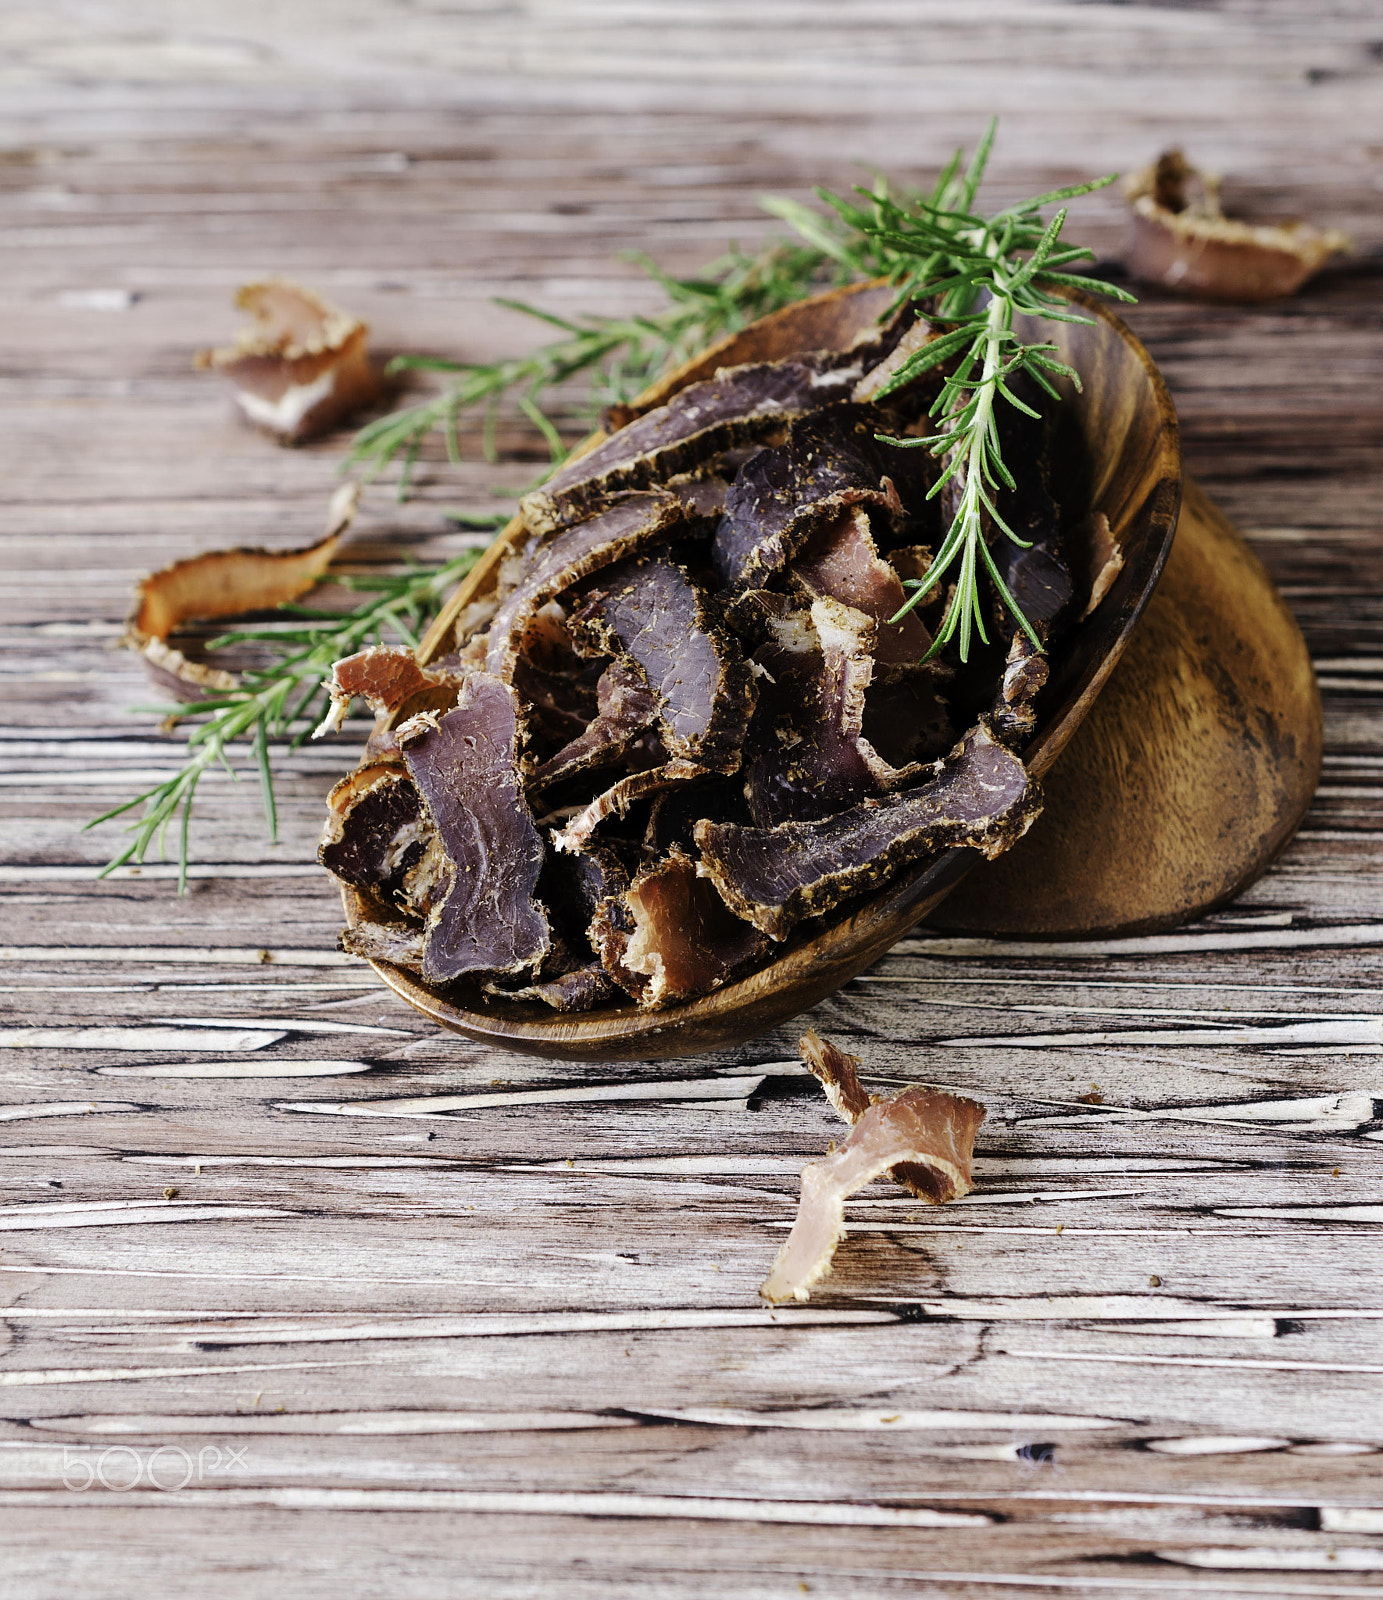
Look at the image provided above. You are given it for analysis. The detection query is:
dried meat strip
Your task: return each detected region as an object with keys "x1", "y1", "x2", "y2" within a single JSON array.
[
  {"x1": 590, "y1": 846, "x2": 766, "y2": 1008},
  {"x1": 790, "y1": 506, "x2": 932, "y2": 676},
  {"x1": 552, "y1": 758, "x2": 706, "y2": 855},
  {"x1": 696, "y1": 720, "x2": 1041, "y2": 940},
  {"x1": 744, "y1": 599, "x2": 922, "y2": 829},
  {"x1": 529, "y1": 657, "x2": 660, "y2": 792},
  {"x1": 760, "y1": 1078, "x2": 986, "y2": 1304},
  {"x1": 484, "y1": 492, "x2": 684, "y2": 682},
  {"x1": 492, "y1": 963, "x2": 619, "y2": 1013},
  {"x1": 798, "y1": 1029, "x2": 968, "y2": 1203},
  {"x1": 990, "y1": 631, "x2": 1050, "y2": 748},
  {"x1": 398, "y1": 674, "x2": 550, "y2": 982},
  {"x1": 572, "y1": 555, "x2": 756, "y2": 774},
  {"x1": 340, "y1": 917, "x2": 426, "y2": 973},
  {"x1": 520, "y1": 355, "x2": 862, "y2": 534},
  {"x1": 713, "y1": 405, "x2": 904, "y2": 591},
  {"x1": 315, "y1": 644, "x2": 468, "y2": 737},
  {"x1": 318, "y1": 761, "x2": 429, "y2": 899}
]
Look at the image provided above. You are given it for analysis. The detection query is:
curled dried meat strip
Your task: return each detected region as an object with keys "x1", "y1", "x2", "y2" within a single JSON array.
[
  {"x1": 340, "y1": 916, "x2": 426, "y2": 973},
  {"x1": 125, "y1": 483, "x2": 358, "y2": 701},
  {"x1": 484, "y1": 492, "x2": 684, "y2": 681},
  {"x1": 697, "y1": 720, "x2": 1041, "y2": 940},
  {"x1": 1080, "y1": 511, "x2": 1124, "y2": 618},
  {"x1": 195, "y1": 279, "x2": 377, "y2": 441},
  {"x1": 590, "y1": 846, "x2": 766, "y2": 1008},
  {"x1": 318, "y1": 760, "x2": 429, "y2": 898},
  {"x1": 798, "y1": 1029, "x2": 968, "y2": 1202},
  {"x1": 315, "y1": 644, "x2": 468, "y2": 737},
  {"x1": 572, "y1": 555, "x2": 756, "y2": 774},
  {"x1": 552, "y1": 758, "x2": 706, "y2": 855},
  {"x1": 990, "y1": 632, "x2": 1050, "y2": 749},
  {"x1": 790, "y1": 506, "x2": 932, "y2": 675},
  {"x1": 399, "y1": 673, "x2": 550, "y2": 982},
  {"x1": 530, "y1": 657, "x2": 659, "y2": 792},
  {"x1": 491, "y1": 963, "x2": 619, "y2": 1013},
  {"x1": 760, "y1": 1068, "x2": 986, "y2": 1304},
  {"x1": 1125, "y1": 149, "x2": 1350, "y2": 303},
  {"x1": 713, "y1": 405, "x2": 903, "y2": 591},
  {"x1": 520, "y1": 355, "x2": 861, "y2": 533},
  {"x1": 744, "y1": 599, "x2": 921, "y2": 828}
]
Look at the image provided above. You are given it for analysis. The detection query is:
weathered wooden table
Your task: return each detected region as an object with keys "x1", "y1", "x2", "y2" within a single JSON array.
[{"x1": 4, "y1": 5, "x2": 1383, "y2": 1594}]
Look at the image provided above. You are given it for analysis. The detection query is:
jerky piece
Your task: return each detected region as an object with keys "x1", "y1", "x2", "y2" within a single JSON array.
[
  {"x1": 195, "y1": 279, "x2": 377, "y2": 442},
  {"x1": 552, "y1": 758, "x2": 706, "y2": 855},
  {"x1": 1081, "y1": 511, "x2": 1125, "y2": 618},
  {"x1": 340, "y1": 917, "x2": 426, "y2": 973},
  {"x1": 592, "y1": 847, "x2": 767, "y2": 1009},
  {"x1": 520, "y1": 354, "x2": 861, "y2": 533},
  {"x1": 485, "y1": 492, "x2": 684, "y2": 682},
  {"x1": 990, "y1": 631, "x2": 1050, "y2": 748},
  {"x1": 760, "y1": 1081, "x2": 986, "y2": 1304},
  {"x1": 644, "y1": 773, "x2": 749, "y2": 858},
  {"x1": 790, "y1": 506, "x2": 932, "y2": 676},
  {"x1": 399, "y1": 675, "x2": 549, "y2": 982},
  {"x1": 315, "y1": 644, "x2": 468, "y2": 737},
  {"x1": 530, "y1": 658, "x2": 659, "y2": 792},
  {"x1": 125, "y1": 483, "x2": 358, "y2": 701},
  {"x1": 713, "y1": 405, "x2": 903, "y2": 591},
  {"x1": 697, "y1": 720, "x2": 1041, "y2": 940},
  {"x1": 798, "y1": 1028, "x2": 965, "y2": 1202},
  {"x1": 851, "y1": 316, "x2": 941, "y2": 404},
  {"x1": 666, "y1": 469, "x2": 731, "y2": 523},
  {"x1": 492, "y1": 964, "x2": 618, "y2": 1013},
  {"x1": 1125, "y1": 149, "x2": 1351, "y2": 303},
  {"x1": 318, "y1": 761, "x2": 428, "y2": 896},
  {"x1": 744, "y1": 600, "x2": 921, "y2": 829},
  {"x1": 860, "y1": 675, "x2": 953, "y2": 770},
  {"x1": 572, "y1": 556, "x2": 756, "y2": 774}
]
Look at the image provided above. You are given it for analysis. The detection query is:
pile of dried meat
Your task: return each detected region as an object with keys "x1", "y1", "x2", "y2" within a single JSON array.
[{"x1": 319, "y1": 314, "x2": 1092, "y2": 1013}]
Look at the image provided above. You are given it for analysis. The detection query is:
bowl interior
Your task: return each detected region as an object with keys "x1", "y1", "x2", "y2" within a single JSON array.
[{"x1": 348, "y1": 282, "x2": 1181, "y2": 1060}]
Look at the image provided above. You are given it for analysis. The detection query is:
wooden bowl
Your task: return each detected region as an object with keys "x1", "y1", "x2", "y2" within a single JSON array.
[{"x1": 344, "y1": 281, "x2": 1183, "y2": 1059}]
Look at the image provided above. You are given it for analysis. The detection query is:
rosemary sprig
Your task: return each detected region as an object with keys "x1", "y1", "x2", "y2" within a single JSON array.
[
  {"x1": 346, "y1": 240, "x2": 863, "y2": 495},
  {"x1": 803, "y1": 122, "x2": 1134, "y2": 658},
  {"x1": 86, "y1": 548, "x2": 482, "y2": 890}
]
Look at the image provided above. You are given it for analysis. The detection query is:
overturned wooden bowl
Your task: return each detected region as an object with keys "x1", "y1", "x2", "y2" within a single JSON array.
[{"x1": 341, "y1": 280, "x2": 1304, "y2": 1060}]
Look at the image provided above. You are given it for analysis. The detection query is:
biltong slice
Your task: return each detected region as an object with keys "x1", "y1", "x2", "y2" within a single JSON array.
[
  {"x1": 340, "y1": 917, "x2": 426, "y2": 973},
  {"x1": 990, "y1": 631, "x2": 1051, "y2": 749},
  {"x1": 484, "y1": 492, "x2": 684, "y2": 682},
  {"x1": 529, "y1": 657, "x2": 659, "y2": 793},
  {"x1": 399, "y1": 674, "x2": 550, "y2": 982},
  {"x1": 316, "y1": 644, "x2": 467, "y2": 736},
  {"x1": 552, "y1": 758, "x2": 706, "y2": 855},
  {"x1": 492, "y1": 963, "x2": 619, "y2": 1013},
  {"x1": 712, "y1": 404, "x2": 904, "y2": 591},
  {"x1": 571, "y1": 555, "x2": 756, "y2": 774},
  {"x1": 789, "y1": 506, "x2": 932, "y2": 676},
  {"x1": 592, "y1": 846, "x2": 767, "y2": 1009},
  {"x1": 696, "y1": 720, "x2": 1041, "y2": 940},
  {"x1": 318, "y1": 761, "x2": 429, "y2": 898},
  {"x1": 520, "y1": 354, "x2": 861, "y2": 533}
]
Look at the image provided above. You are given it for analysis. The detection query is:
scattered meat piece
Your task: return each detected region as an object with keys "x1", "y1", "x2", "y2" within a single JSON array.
[
  {"x1": 991, "y1": 540, "x2": 1076, "y2": 638},
  {"x1": 760, "y1": 1078, "x2": 986, "y2": 1304},
  {"x1": 1080, "y1": 511, "x2": 1124, "y2": 618},
  {"x1": 125, "y1": 483, "x2": 358, "y2": 701},
  {"x1": 572, "y1": 556, "x2": 757, "y2": 774},
  {"x1": 644, "y1": 774, "x2": 749, "y2": 858},
  {"x1": 485, "y1": 492, "x2": 685, "y2": 681},
  {"x1": 552, "y1": 758, "x2": 706, "y2": 855},
  {"x1": 799, "y1": 1029, "x2": 979, "y2": 1203},
  {"x1": 666, "y1": 470, "x2": 731, "y2": 522},
  {"x1": 194, "y1": 279, "x2": 377, "y2": 442},
  {"x1": 538, "y1": 839, "x2": 632, "y2": 939},
  {"x1": 318, "y1": 761, "x2": 428, "y2": 897},
  {"x1": 521, "y1": 355, "x2": 862, "y2": 533},
  {"x1": 790, "y1": 506, "x2": 932, "y2": 675},
  {"x1": 990, "y1": 632, "x2": 1050, "y2": 748},
  {"x1": 530, "y1": 657, "x2": 660, "y2": 792},
  {"x1": 398, "y1": 674, "x2": 550, "y2": 982},
  {"x1": 1125, "y1": 149, "x2": 1350, "y2": 303},
  {"x1": 696, "y1": 720, "x2": 1041, "y2": 940},
  {"x1": 591, "y1": 847, "x2": 767, "y2": 1008},
  {"x1": 713, "y1": 405, "x2": 903, "y2": 591},
  {"x1": 314, "y1": 644, "x2": 468, "y2": 738},
  {"x1": 340, "y1": 917, "x2": 426, "y2": 973},
  {"x1": 744, "y1": 599, "x2": 921, "y2": 828},
  {"x1": 797, "y1": 1028, "x2": 873, "y2": 1122}
]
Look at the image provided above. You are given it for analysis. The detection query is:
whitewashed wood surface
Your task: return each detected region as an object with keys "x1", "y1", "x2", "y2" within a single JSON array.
[{"x1": 3, "y1": 2, "x2": 1383, "y2": 1594}]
